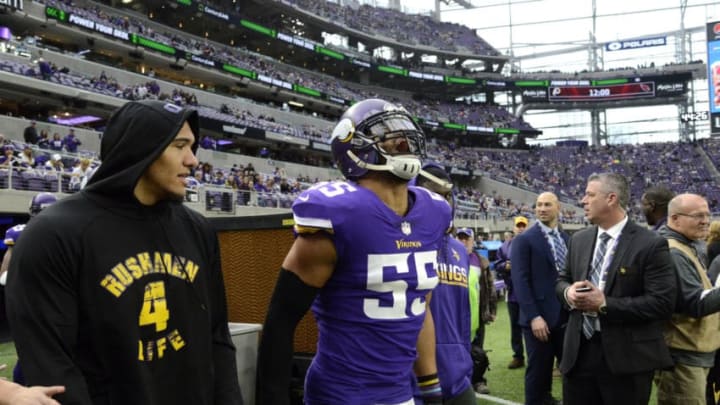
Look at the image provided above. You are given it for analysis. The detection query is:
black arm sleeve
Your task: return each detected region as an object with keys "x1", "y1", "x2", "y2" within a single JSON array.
[{"x1": 256, "y1": 269, "x2": 319, "y2": 405}]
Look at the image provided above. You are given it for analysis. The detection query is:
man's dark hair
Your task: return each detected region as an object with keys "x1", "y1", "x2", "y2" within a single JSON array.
[{"x1": 643, "y1": 186, "x2": 674, "y2": 215}]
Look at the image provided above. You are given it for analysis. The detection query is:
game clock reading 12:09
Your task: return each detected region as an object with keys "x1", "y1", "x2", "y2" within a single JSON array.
[{"x1": 548, "y1": 82, "x2": 656, "y2": 102}]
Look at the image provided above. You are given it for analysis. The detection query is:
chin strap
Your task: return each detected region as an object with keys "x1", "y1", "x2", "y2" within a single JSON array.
[{"x1": 347, "y1": 150, "x2": 421, "y2": 180}]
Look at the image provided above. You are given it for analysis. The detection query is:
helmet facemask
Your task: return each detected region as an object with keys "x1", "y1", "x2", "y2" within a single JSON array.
[{"x1": 346, "y1": 109, "x2": 426, "y2": 180}]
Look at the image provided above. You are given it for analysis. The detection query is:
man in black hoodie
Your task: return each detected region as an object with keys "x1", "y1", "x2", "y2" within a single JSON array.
[{"x1": 6, "y1": 101, "x2": 243, "y2": 405}]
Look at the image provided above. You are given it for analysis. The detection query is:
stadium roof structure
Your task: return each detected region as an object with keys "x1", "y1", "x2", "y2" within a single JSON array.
[
  {"x1": 426, "y1": 0, "x2": 720, "y2": 144},
  {"x1": 7, "y1": 0, "x2": 719, "y2": 145}
]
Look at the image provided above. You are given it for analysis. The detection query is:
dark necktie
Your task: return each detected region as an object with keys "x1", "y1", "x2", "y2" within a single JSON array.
[
  {"x1": 550, "y1": 230, "x2": 567, "y2": 271},
  {"x1": 582, "y1": 232, "x2": 611, "y2": 339}
]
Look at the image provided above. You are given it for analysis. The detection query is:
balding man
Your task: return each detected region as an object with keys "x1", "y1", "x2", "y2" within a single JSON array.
[
  {"x1": 511, "y1": 192, "x2": 567, "y2": 405},
  {"x1": 656, "y1": 193, "x2": 720, "y2": 404},
  {"x1": 556, "y1": 172, "x2": 675, "y2": 405}
]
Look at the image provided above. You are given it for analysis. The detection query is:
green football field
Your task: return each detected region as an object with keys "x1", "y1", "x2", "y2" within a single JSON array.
[
  {"x1": 0, "y1": 341, "x2": 16, "y2": 380},
  {"x1": 0, "y1": 299, "x2": 658, "y2": 404}
]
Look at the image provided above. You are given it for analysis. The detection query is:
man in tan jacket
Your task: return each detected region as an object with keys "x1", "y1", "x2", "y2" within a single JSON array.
[{"x1": 657, "y1": 193, "x2": 720, "y2": 404}]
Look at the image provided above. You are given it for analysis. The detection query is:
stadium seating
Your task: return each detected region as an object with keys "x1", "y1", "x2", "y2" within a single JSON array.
[
  {"x1": 33, "y1": 0, "x2": 531, "y2": 131},
  {"x1": 274, "y1": 0, "x2": 501, "y2": 56},
  {"x1": 2, "y1": 0, "x2": 717, "y2": 227}
]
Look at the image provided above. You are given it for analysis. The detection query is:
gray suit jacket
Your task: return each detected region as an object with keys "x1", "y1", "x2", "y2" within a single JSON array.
[{"x1": 555, "y1": 220, "x2": 676, "y2": 374}]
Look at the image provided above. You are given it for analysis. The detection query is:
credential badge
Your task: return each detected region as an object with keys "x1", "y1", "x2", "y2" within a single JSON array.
[{"x1": 401, "y1": 221, "x2": 412, "y2": 236}]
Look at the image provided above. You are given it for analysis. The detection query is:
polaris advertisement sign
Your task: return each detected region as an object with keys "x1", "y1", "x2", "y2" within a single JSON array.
[{"x1": 605, "y1": 36, "x2": 666, "y2": 52}]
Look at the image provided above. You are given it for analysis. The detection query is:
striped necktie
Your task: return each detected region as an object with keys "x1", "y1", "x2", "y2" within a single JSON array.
[
  {"x1": 550, "y1": 229, "x2": 567, "y2": 271},
  {"x1": 582, "y1": 232, "x2": 611, "y2": 339}
]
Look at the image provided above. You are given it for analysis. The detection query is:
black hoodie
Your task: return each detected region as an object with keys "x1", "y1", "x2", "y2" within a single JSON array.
[{"x1": 7, "y1": 101, "x2": 243, "y2": 405}]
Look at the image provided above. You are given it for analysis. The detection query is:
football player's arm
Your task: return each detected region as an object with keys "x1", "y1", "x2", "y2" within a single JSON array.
[
  {"x1": 414, "y1": 293, "x2": 437, "y2": 376},
  {"x1": 0, "y1": 247, "x2": 11, "y2": 285},
  {"x1": 256, "y1": 232, "x2": 336, "y2": 405},
  {"x1": 5, "y1": 221, "x2": 92, "y2": 405},
  {"x1": 414, "y1": 294, "x2": 441, "y2": 403},
  {"x1": 207, "y1": 233, "x2": 243, "y2": 405}
]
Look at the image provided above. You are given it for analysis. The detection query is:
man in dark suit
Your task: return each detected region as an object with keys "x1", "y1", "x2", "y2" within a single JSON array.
[
  {"x1": 556, "y1": 172, "x2": 676, "y2": 405},
  {"x1": 511, "y1": 192, "x2": 567, "y2": 405}
]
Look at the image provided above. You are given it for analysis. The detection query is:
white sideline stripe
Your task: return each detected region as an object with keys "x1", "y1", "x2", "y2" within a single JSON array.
[{"x1": 476, "y1": 393, "x2": 522, "y2": 405}]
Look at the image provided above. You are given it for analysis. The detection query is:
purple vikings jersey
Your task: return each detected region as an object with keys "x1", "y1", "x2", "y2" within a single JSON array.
[
  {"x1": 293, "y1": 181, "x2": 452, "y2": 405},
  {"x1": 421, "y1": 236, "x2": 473, "y2": 399},
  {"x1": 3, "y1": 224, "x2": 26, "y2": 247}
]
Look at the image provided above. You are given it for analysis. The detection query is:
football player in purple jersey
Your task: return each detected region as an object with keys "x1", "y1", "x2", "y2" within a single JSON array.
[
  {"x1": 412, "y1": 164, "x2": 476, "y2": 404},
  {"x1": 0, "y1": 193, "x2": 58, "y2": 286},
  {"x1": 257, "y1": 99, "x2": 453, "y2": 405},
  {"x1": 1, "y1": 192, "x2": 58, "y2": 386}
]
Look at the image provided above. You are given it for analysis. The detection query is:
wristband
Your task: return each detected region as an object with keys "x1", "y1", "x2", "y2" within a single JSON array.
[{"x1": 417, "y1": 373, "x2": 442, "y2": 404}]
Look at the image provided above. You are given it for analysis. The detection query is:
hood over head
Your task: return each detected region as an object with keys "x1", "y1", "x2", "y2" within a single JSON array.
[{"x1": 85, "y1": 101, "x2": 199, "y2": 202}]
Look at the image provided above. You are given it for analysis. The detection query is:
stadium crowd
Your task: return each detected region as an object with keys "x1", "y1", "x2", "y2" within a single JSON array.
[
  {"x1": 31, "y1": 0, "x2": 529, "y2": 132},
  {"x1": 280, "y1": 0, "x2": 501, "y2": 55},
  {"x1": 3, "y1": 27, "x2": 718, "y2": 222},
  {"x1": 12, "y1": 113, "x2": 720, "y2": 228}
]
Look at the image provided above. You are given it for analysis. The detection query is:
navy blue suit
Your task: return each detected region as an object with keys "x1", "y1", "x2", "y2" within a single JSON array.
[{"x1": 511, "y1": 224, "x2": 568, "y2": 405}]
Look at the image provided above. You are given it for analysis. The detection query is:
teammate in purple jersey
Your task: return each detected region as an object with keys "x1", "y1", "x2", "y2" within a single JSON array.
[
  {"x1": 412, "y1": 164, "x2": 476, "y2": 405},
  {"x1": 257, "y1": 99, "x2": 452, "y2": 405},
  {"x1": 0, "y1": 193, "x2": 58, "y2": 286},
  {"x1": 0, "y1": 224, "x2": 24, "y2": 286},
  {"x1": 0, "y1": 192, "x2": 58, "y2": 387}
]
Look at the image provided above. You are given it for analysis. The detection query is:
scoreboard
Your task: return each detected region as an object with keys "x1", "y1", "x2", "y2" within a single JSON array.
[
  {"x1": 548, "y1": 82, "x2": 654, "y2": 102},
  {"x1": 520, "y1": 75, "x2": 690, "y2": 104}
]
